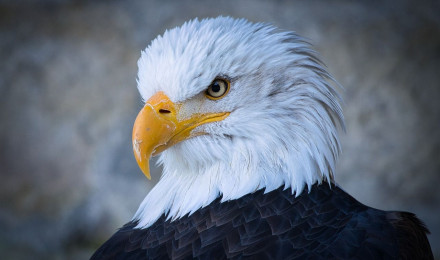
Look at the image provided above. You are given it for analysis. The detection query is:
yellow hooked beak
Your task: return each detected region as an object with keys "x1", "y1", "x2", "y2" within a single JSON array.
[{"x1": 132, "y1": 91, "x2": 230, "y2": 179}]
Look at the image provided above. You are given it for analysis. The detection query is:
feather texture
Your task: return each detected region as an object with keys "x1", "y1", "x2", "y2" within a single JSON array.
[{"x1": 91, "y1": 183, "x2": 433, "y2": 259}]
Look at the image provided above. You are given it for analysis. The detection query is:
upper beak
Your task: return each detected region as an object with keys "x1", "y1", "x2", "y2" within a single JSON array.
[{"x1": 132, "y1": 91, "x2": 229, "y2": 179}]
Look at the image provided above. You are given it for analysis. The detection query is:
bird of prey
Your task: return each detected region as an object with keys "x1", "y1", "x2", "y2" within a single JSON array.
[{"x1": 91, "y1": 17, "x2": 433, "y2": 259}]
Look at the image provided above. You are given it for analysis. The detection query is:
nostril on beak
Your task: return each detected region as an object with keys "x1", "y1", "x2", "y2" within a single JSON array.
[{"x1": 159, "y1": 109, "x2": 171, "y2": 114}]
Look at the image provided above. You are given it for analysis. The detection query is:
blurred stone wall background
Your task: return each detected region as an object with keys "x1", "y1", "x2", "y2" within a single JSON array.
[{"x1": 0, "y1": 0, "x2": 439, "y2": 259}]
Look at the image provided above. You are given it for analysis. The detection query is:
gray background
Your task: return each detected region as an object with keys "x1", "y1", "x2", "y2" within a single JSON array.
[{"x1": 0, "y1": 0, "x2": 439, "y2": 259}]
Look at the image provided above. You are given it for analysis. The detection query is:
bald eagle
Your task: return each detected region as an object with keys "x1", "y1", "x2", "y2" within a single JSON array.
[{"x1": 91, "y1": 17, "x2": 433, "y2": 259}]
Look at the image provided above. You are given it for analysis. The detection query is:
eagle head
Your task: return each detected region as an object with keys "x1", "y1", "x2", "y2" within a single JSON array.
[{"x1": 132, "y1": 17, "x2": 343, "y2": 227}]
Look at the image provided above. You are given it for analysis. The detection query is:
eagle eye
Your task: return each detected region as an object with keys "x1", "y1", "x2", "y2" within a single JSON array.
[{"x1": 205, "y1": 78, "x2": 230, "y2": 100}]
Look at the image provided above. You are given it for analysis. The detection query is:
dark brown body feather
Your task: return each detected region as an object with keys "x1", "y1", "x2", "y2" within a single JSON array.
[{"x1": 91, "y1": 183, "x2": 433, "y2": 259}]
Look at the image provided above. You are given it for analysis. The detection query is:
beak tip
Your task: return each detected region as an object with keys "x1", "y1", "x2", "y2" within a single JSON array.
[{"x1": 139, "y1": 160, "x2": 151, "y2": 180}]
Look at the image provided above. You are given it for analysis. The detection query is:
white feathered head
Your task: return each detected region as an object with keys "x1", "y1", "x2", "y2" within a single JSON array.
[{"x1": 133, "y1": 17, "x2": 344, "y2": 227}]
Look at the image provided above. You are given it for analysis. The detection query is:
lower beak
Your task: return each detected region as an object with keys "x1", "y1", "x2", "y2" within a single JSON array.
[{"x1": 132, "y1": 91, "x2": 229, "y2": 179}]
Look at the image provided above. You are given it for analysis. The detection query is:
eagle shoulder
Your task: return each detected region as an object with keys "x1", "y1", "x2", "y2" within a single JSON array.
[
  {"x1": 91, "y1": 184, "x2": 433, "y2": 260},
  {"x1": 387, "y1": 211, "x2": 434, "y2": 260}
]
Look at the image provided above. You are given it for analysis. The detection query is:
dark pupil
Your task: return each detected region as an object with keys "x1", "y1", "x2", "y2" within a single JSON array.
[{"x1": 211, "y1": 83, "x2": 221, "y2": 92}]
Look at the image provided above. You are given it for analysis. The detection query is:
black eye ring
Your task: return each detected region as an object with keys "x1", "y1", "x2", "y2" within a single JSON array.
[{"x1": 205, "y1": 78, "x2": 230, "y2": 100}]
